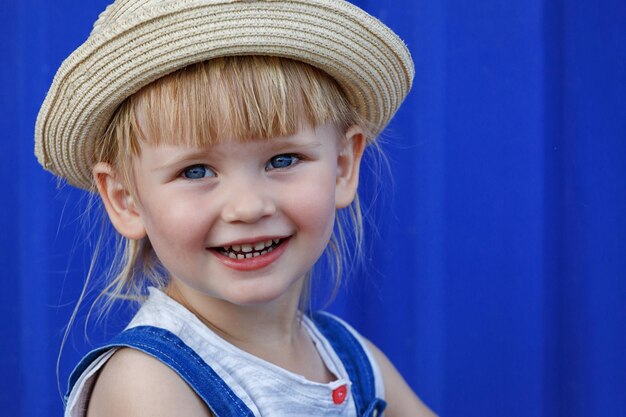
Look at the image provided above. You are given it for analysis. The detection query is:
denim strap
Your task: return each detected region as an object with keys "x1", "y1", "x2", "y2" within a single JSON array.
[
  {"x1": 66, "y1": 326, "x2": 254, "y2": 417},
  {"x1": 312, "y1": 313, "x2": 387, "y2": 416}
]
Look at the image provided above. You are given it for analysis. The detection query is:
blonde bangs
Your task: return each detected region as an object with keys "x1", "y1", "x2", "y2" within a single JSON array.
[{"x1": 125, "y1": 56, "x2": 357, "y2": 149}]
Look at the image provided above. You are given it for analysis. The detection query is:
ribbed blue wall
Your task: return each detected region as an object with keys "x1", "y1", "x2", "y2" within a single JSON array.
[{"x1": 2, "y1": 0, "x2": 625, "y2": 415}]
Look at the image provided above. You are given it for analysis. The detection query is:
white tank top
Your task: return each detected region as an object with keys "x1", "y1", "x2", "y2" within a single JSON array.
[{"x1": 65, "y1": 288, "x2": 385, "y2": 416}]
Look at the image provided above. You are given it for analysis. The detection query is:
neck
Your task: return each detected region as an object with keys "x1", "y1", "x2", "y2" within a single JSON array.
[
  {"x1": 165, "y1": 279, "x2": 335, "y2": 384},
  {"x1": 165, "y1": 280, "x2": 304, "y2": 350}
]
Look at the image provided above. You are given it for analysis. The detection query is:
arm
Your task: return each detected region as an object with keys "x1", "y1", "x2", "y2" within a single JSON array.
[
  {"x1": 87, "y1": 348, "x2": 214, "y2": 417},
  {"x1": 364, "y1": 340, "x2": 438, "y2": 417}
]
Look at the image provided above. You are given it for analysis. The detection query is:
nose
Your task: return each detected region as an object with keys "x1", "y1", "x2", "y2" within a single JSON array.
[{"x1": 220, "y1": 183, "x2": 276, "y2": 224}]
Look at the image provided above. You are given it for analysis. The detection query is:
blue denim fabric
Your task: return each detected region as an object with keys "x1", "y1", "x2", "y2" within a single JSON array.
[
  {"x1": 67, "y1": 326, "x2": 254, "y2": 417},
  {"x1": 312, "y1": 313, "x2": 387, "y2": 417},
  {"x1": 67, "y1": 314, "x2": 385, "y2": 416}
]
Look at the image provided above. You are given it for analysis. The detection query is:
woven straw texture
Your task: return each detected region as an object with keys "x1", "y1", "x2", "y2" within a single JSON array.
[{"x1": 35, "y1": 0, "x2": 414, "y2": 190}]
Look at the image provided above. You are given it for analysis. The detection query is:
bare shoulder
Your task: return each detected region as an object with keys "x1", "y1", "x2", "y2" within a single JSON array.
[
  {"x1": 87, "y1": 347, "x2": 213, "y2": 417},
  {"x1": 363, "y1": 339, "x2": 438, "y2": 417}
]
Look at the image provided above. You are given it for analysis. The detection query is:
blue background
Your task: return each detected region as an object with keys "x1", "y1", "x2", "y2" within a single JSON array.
[{"x1": 2, "y1": 0, "x2": 625, "y2": 416}]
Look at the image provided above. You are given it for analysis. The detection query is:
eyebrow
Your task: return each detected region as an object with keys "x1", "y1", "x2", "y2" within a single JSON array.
[
  {"x1": 152, "y1": 137, "x2": 323, "y2": 172},
  {"x1": 152, "y1": 150, "x2": 211, "y2": 172},
  {"x1": 267, "y1": 138, "x2": 322, "y2": 152}
]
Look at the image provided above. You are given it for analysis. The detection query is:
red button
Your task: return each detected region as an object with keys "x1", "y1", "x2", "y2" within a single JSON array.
[{"x1": 332, "y1": 384, "x2": 348, "y2": 405}]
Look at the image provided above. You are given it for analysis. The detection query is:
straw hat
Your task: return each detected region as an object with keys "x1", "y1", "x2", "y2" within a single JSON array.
[{"x1": 35, "y1": 0, "x2": 414, "y2": 190}]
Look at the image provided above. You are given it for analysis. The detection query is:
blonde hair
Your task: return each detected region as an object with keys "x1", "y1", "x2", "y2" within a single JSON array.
[{"x1": 88, "y1": 55, "x2": 374, "y2": 316}]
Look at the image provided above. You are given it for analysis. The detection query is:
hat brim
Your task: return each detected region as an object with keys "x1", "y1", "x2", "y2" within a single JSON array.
[{"x1": 35, "y1": 0, "x2": 414, "y2": 189}]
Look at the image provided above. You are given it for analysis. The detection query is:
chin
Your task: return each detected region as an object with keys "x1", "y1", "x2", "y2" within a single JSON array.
[
  {"x1": 225, "y1": 291, "x2": 286, "y2": 307},
  {"x1": 220, "y1": 281, "x2": 299, "y2": 307}
]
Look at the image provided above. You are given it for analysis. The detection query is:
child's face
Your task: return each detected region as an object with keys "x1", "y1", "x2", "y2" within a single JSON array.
[{"x1": 102, "y1": 123, "x2": 363, "y2": 308}]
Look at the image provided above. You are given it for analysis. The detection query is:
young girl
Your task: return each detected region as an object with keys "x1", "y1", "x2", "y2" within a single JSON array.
[{"x1": 36, "y1": 0, "x2": 435, "y2": 416}]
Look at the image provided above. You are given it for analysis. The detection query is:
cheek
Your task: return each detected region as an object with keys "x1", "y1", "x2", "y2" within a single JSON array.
[
  {"x1": 285, "y1": 170, "x2": 337, "y2": 238},
  {"x1": 140, "y1": 194, "x2": 210, "y2": 256}
]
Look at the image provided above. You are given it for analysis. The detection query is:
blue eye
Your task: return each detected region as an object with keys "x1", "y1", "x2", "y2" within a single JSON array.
[
  {"x1": 266, "y1": 154, "x2": 300, "y2": 170},
  {"x1": 182, "y1": 165, "x2": 215, "y2": 179}
]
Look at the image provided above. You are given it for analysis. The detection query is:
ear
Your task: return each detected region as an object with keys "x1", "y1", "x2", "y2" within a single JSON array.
[
  {"x1": 335, "y1": 126, "x2": 366, "y2": 209},
  {"x1": 93, "y1": 162, "x2": 147, "y2": 240}
]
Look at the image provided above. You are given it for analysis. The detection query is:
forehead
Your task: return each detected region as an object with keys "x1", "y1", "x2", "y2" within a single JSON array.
[{"x1": 136, "y1": 123, "x2": 340, "y2": 164}]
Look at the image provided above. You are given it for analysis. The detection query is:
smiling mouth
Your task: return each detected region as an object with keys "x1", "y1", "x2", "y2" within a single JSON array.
[{"x1": 215, "y1": 238, "x2": 285, "y2": 259}]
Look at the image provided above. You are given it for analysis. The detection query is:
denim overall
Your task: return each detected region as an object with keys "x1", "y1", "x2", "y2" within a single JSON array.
[{"x1": 67, "y1": 312, "x2": 386, "y2": 417}]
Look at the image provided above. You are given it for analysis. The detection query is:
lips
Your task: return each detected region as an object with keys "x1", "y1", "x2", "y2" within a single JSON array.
[{"x1": 210, "y1": 237, "x2": 290, "y2": 271}]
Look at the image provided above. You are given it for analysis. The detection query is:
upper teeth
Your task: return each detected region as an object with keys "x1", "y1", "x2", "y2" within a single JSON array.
[{"x1": 223, "y1": 239, "x2": 280, "y2": 253}]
